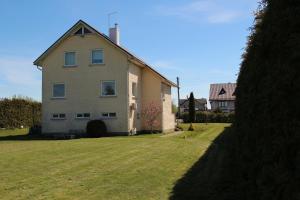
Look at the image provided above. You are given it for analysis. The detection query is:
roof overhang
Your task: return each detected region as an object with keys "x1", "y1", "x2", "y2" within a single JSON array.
[{"x1": 33, "y1": 20, "x2": 177, "y2": 87}]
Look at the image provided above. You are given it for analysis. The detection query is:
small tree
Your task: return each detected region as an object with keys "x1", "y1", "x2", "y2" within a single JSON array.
[
  {"x1": 188, "y1": 92, "x2": 195, "y2": 123},
  {"x1": 141, "y1": 101, "x2": 162, "y2": 133}
]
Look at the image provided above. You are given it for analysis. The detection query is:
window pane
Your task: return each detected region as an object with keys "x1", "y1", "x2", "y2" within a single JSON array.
[
  {"x1": 102, "y1": 113, "x2": 109, "y2": 117},
  {"x1": 65, "y1": 52, "x2": 75, "y2": 66},
  {"x1": 84, "y1": 113, "x2": 90, "y2": 118},
  {"x1": 109, "y1": 113, "x2": 116, "y2": 117},
  {"x1": 53, "y1": 114, "x2": 59, "y2": 118},
  {"x1": 132, "y1": 82, "x2": 137, "y2": 96},
  {"x1": 77, "y1": 113, "x2": 83, "y2": 118},
  {"x1": 92, "y1": 50, "x2": 103, "y2": 64},
  {"x1": 102, "y1": 81, "x2": 115, "y2": 96},
  {"x1": 59, "y1": 114, "x2": 66, "y2": 118},
  {"x1": 53, "y1": 84, "x2": 65, "y2": 97}
]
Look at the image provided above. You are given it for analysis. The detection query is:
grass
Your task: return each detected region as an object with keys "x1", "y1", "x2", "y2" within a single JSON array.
[
  {"x1": 0, "y1": 128, "x2": 28, "y2": 137},
  {"x1": 0, "y1": 123, "x2": 230, "y2": 200}
]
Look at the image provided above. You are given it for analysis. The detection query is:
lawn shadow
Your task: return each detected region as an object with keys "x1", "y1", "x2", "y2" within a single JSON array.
[
  {"x1": 170, "y1": 126, "x2": 238, "y2": 200},
  {"x1": 0, "y1": 134, "x2": 55, "y2": 141}
]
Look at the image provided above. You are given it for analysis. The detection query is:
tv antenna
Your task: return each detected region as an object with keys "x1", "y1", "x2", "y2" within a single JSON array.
[{"x1": 108, "y1": 11, "x2": 118, "y2": 28}]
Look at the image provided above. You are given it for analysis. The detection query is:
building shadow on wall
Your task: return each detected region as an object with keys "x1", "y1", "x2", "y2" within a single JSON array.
[{"x1": 170, "y1": 126, "x2": 238, "y2": 200}]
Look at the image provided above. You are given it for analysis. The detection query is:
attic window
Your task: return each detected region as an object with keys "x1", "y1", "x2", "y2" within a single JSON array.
[
  {"x1": 74, "y1": 28, "x2": 83, "y2": 35},
  {"x1": 219, "y1": 88, "x2": 226, "y2": 95},
  {"x1": 84, "y1": 27, "x2": 92, "y2": 34},
  {"x1": 74, "y1": 27, "x2": 92, "y2": 35}
]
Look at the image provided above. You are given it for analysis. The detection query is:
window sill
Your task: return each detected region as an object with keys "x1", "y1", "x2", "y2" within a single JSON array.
[
  {"x1": 63, "y1": 65, "x2": 78, "y2": 68},
  {"x1": 51, "y1": 118, "x2": 66, "y2": 120},
  {"x1": 100, "y1": 117, "x2": 117, "y2": 120},
  {"x1": 89, "y1": 63, "x2": 105, "y2": 67},
  {"x1": 100, "y1": 95, "x2": 117, "y2": 98},
  {"x1": 51, "y1": 97, "x2": 66, "y2": 100},
  {"x1": 75, "y1": 118, "x2": 90, "y2": 120}
]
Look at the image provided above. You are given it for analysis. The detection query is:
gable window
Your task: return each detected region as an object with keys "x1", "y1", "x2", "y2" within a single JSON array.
[
  {"x1": 64, "y1": 52, "x2": 76, "y2": 66},
  {"x1": 53, "y1": 83, "x2": 65, "y2": 98},
  {"x1": 101, "y1": 80, "x2": 116, "y2": 96},
  {"x1": 91, "y1": 49, "x2": 104, "y2": 64},
  {"x1": 76, "y1": 113, "x2": 91, "y2": 119},
  {"x1": 102, "y1": 112, "x2": 117, "y2": 118},
  {"x1": 52, "y1": 113, "x2": 66, "y2": 120},
  {"x1": 132, "y1": 82, "x2": 137, "y2": 97},
  {"x1": 74, "y1": 27, "x2": 92, "y2": 35},
  {"x1": 218, "y1": 88, "x2": 226, "y2": 95}
]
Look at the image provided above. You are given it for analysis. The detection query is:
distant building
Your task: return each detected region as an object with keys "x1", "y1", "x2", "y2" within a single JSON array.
[
  {"x1": 179, "y1": 98, "x2": 207, "y2": 113},
  {"x1": 209, "y1": 83, "x2": 236, "y2": 112}
]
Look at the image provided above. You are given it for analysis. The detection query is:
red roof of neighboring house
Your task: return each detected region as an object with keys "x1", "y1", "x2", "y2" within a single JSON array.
[{"x1": 209, "y1": 83, "x2": 236, "y2": 101}]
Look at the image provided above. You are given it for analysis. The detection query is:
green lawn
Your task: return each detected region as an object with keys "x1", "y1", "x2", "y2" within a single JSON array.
[{"x1": 0, "y1": 123, "x2": 230, "y2": 200}]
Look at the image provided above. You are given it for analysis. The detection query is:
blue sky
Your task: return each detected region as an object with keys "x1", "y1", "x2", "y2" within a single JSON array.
[{"x1": 0, "y1": 0, "x2": 258, "y2": 104}]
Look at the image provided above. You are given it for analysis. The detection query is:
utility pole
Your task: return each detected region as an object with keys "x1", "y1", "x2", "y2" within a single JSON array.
[{"x1": 177, "y1": 77, "x2": 180, "y2": 120}]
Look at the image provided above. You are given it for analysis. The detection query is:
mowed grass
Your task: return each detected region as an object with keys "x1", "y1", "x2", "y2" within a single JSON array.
[{"x1": 0, "y1": 123, "x2": 230, "y2": 200}]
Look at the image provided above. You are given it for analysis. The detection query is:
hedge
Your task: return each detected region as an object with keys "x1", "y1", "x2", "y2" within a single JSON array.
[
  {"x1": 0, "y1": 97, "x2": 41, "y2": 129},
  {"x1": 181, "y1": 111, "x2": 234, "y2": 123}
]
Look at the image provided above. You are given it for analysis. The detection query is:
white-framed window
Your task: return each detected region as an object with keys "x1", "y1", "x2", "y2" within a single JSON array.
[
  {"x1": 51, "y1": 113, "x2": 66, "y2": 120},
  {"x1": 101, "y1": 80, "x2": 116, "y2": 96},
  {"x1": 75, "y1": 113, "x2": 91, "y2": 119},
  {"x1": 64, "y1": 52, "x2": 76, "y2": 66},
  {"x1": 91, "y1": 49, "x2": 104, "y2": 64},
  {"x1": 219, "y1": 101, "x2": 228, "y2": 108},
  {"x1": 52, "y1": 83, "x2": 65, "y2": 98},
  {"x1": 102, "y1": 112, "x2": 117, "y2": 118},
  {"x1": 132, "y1": 82, "x2": 137, "y2": 97}
]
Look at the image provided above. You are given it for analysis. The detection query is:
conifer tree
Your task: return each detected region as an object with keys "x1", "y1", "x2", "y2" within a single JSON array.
[{"x1": 189, "y1": 92, "x2": 195, "y2": 123}]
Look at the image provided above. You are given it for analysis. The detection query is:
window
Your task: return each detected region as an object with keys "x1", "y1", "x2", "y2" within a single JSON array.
[
  {"x1": 132, "y1": 82, "x2": 137, "y2": 97},
  {"x1": 102, "y1": 112, "x2": 117, "y2": 118},
  {"x1": 219, "y1": 101, "x2": 228, "y2": 108},
  {"x1": 53, "y1": 83, "x2": 65, "y2": 98},
  {"x1": 52, "y1": 113, "x2": 66, "y2": 120},
  {"x1": 101, "y1": 81, "x2": 116, "y2": 96},
  {"x1": 218, "y1": 88, "x2": 226, "y2": 95},
  {"x1": 64, "y1": 52, "x2": 76, "y2": 66},
  {"x1": 76, "y1": 113, "x2": 91, "y2": 119},
  {"x1": 74, "y1": 27, "x2": 92, "y2": 35},
  {"x1": 91, "y1": 49, "x2": 104, "y2": 64}
]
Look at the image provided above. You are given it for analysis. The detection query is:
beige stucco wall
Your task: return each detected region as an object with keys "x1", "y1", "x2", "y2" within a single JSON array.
[
  {"x1": 41, "y1": 32, "x2": 129, "y2": 134},
  {"x1": 161, "y1": 83, "x2": 175, "y2": 131},
  {"x1": 128, "y1": 63, "x2": 142, "y2": 133},
  {"x1": 140, "y1": 69, "x2": 175, "y2": 132}
]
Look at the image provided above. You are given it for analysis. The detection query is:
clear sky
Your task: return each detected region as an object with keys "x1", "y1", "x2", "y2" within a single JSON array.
[{"x1": 0, "y1": 0, "x2": 258, "y2": 104}]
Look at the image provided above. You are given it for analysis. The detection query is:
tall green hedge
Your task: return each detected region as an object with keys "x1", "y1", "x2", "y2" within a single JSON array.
[
  {"x1": 182, "y1": 111, "x2": 234, "y2": 123},
  {"x1": 231, "y1": 0, "x2": 300, "y2": 199},
  {"x1": 0, "y1": 97, "x2": 41, "y2": 128}
]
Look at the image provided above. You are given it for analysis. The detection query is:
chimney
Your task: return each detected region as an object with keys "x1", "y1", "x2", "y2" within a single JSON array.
[{"x1": 109, "y1": 23, "x2": 120, "y2": 45}]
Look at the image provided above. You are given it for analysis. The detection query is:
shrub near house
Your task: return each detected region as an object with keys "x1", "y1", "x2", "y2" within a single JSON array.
[{"x1": 182, "y1": 111, "x2": 234, "y2": 123}]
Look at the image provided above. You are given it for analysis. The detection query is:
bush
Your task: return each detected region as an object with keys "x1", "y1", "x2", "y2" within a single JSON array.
[
  {"x1": 181, "y1": 111, "x2": 234, "y2": 123},
  {"x1": 29, "y1": 124, "x2": 42, "y2": 135},
  {"x1": 86, "y1": 120, "x2": 108, "y2": 137}
]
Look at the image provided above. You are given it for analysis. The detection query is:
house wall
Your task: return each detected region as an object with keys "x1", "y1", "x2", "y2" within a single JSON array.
[
  {"x1": 161, "y1": 83, "x2": 175, "y2": 132},
  {"x1": 140, "y1": 69, "x2": 175, "y2": 132},
  {"x1": 128, "y1": 62, "x2": 142, "y2": 133},
  {"x1": 41, "y1": 33, "x2": 129, "y2": 134},
  {"x1": 210, "y1": 100, "x2": 235, "y2": 112}
]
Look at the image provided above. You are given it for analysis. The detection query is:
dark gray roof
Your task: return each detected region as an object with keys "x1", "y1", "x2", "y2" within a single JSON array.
[{"x1": 179, "y1": 98, "x2": 207, "y2": 106}]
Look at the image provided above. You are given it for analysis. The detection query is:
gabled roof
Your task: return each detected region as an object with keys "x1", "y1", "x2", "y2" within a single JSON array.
[
  {"x1": 209, "y1": 83, "x2": 236, "y2": 101},
  {"x1": 33, "y1": 20, "x2": 176, "y2": 87},
  {"x1": 179, "y1": 98, "x2": 207, "y2": 106}
]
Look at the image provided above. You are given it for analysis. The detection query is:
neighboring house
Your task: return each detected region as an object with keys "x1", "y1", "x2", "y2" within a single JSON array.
[
  {"x1": 33, "y1": 20, "x2": 176, "y2": 135},
  {"x1": 209, "y1": 83, "x2": 236, "y2": 112},
  {"x1": 179, "y1": 98, "x2": 207, "y2": 113}
]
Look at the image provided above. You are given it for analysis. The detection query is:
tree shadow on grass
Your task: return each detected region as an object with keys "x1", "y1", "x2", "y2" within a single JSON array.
[{"x1": 170, "y1": 126, "x2": 238, "y2": 200}]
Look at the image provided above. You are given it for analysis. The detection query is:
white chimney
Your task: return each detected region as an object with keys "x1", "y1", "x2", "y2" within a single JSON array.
[{"x1": 109, "y1": 23, "x2": 120, "y2": 45}]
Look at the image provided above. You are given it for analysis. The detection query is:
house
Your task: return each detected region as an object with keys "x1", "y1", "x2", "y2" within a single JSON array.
[
  {"x1": 209, "y1": 83, "x2": 236, "y2": 112},
  {"x1": 33, "y1": 20, "x2": 176, "y2": 135},
  {"x1": 179, "y1": 98, "x2": 207, "y2": 113}
]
